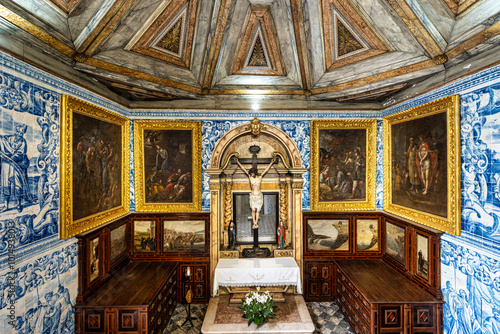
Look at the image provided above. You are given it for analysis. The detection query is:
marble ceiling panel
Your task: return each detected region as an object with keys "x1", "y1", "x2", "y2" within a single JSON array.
[
  {"x1": 314, "y1": 52, "x2": 429, "y2": 88},
  {"x1": 67, "y1": 0, "x2": 109, "y2": 48},
  {"x1": 212, "y1": 0, "x2": 301, "y2": 88},
  {"x1": 447, "y1": 0, "x2": 500, "y2": 48},
  {"x1": 408, "y1": 0, "x2": 454, "y2": 43},
  {"x1": 3, "y1": 0, "x2": 74, "y2": 44},
  {"x1": 92, "y1": 49, "x2": 201, "y2": 87},
  {"x1": 48, "y1": 0, "x2": 82, "y2": 14}
]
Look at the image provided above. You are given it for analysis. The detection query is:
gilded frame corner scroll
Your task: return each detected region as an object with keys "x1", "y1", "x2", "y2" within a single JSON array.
[
  {"x1": 383, "y1": 95, "x2": 461, "y2": 235},
  {"x1": 311, "y1": 119, "x2": 377, "y2": 211},
  {"x1": 60, "y1": 96, "x2": 130, "y2": 239},
  {"x1": 133, "y1": 120, "x2": 202, "y2": 212}
]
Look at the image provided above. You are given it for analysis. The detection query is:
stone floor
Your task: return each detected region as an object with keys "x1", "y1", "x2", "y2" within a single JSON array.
[{"x1": 165, "y1": 301, "x2": 354, "y2": 334}]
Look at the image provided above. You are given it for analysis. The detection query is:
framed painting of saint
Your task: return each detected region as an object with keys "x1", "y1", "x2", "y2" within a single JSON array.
[
  {"x1": 383, "y1": 95, "x2": 460, "y2": 235},
  {"x1": 60, "y1": 96, "x2": 130, "y2": 238},
  {"x1": 311, "y1": 120, "x2": 377, "y2": 211},
  {"x1": 133, "y1": 120, "x2": 201, "y2": 212}
]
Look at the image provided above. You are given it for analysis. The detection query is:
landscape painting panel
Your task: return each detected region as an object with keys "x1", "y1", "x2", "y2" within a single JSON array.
[
  {"x1": 386, "y1": 222, "x2": 405, "y2": 263},
  {"x1": 307, "y1": 219, "x2": 349, "y2": 251},
  {"x1": 356, "y1": 219, "x2": 378, "y2": 251},
  {"x1": 417, "y1": 234, "x2": 429, "y2": 278},
  {"x1": 90, "y1": 237, "x2": 99, "y2": 282},
  {"x1": 391, "y1": 112, "x2": 447, "y2": 217},
  {"x1": 144, "y1": 129, "x2": 192, "y2": 203},
  {"x1": 134, "y1": 220, "x2": 156, "y2": 252},
  {"x1": 110, "y1": 224, "x2": 127, "y2": 262},
  {"x1": 318, "y1": 129, "x2": 366, "y2": 202},
  {"x1": 164, "y1": 220, "x2": 205, "y2": 251},
  {"x1": 72, "y1": 112, "x2": 122, "y2": 221}
]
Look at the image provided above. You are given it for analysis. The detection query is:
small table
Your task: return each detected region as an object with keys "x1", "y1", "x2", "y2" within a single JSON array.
[{"x1": 213, "y1": 257, "x2": 302, "y2": 296}]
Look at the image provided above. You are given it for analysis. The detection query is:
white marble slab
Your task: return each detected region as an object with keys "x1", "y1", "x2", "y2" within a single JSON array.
[{"x1": 201, "y1": 295, "x2": 315, "y2": 334}]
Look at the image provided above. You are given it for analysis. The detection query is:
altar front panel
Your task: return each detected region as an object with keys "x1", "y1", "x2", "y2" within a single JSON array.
[{"x1": 213, "y1": 257, "x2": 302, "y2": 295}]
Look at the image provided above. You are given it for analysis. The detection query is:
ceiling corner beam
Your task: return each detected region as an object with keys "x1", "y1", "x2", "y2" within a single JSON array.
[
  {"x1": 201, "y1": 0, "x2": 234, "y2": 92},
  {"x1": 290, "y1": 0, "x2": 312, "y2": 93},
  {"x1": 76, "y1": 0, "x2": 136, "y2": 57},
  {"x1": 385, "y1": 0, "x2": 445, "y2": 59},
  {"x1": 445, "y1": 21, "x2": 500, "y2": 60},
  {"x1": 0, "y1": 5, "x2": 75, "y2": 58}
]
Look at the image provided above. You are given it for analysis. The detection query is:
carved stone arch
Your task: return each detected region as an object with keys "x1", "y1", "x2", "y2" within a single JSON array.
[{"x1": 209, "y1": 121, "x2": 303, "y2": 170}]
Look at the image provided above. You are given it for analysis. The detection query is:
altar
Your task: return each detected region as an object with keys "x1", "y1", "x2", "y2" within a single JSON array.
[{"x1": 213, "y1": 257, "x2": 302, "y2": 296}]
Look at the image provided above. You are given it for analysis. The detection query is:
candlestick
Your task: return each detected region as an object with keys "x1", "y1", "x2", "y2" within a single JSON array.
[{"x1": 186, "y1": 266, "x2": 191, "y2": 277}]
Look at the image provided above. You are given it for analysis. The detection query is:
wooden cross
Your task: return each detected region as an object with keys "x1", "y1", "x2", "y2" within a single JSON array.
[{"x1": 231, "y1": 145, "x2": 278, "y2": 172}]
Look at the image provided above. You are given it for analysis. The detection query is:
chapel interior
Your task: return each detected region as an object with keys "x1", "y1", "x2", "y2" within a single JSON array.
[{"x1": 1, "y1": 0, "x2": 500, "y2": 333}]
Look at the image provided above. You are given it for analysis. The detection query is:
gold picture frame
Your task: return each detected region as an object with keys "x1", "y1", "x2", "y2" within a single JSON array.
[
  {"x1": 60, "y1": 96, "x2": 130, "y2": 238},
  {"x1": 311, "y1": 119, "x2": 377, "y2": 211},
  {"x1": 133, "y1": 120, "x2": 202, "y2": 212},
  {"x1": 383, "y1": 95, "x2": 460, "y2": 235}
]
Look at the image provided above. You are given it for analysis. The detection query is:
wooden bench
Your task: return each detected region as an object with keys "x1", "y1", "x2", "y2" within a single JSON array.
[
  {"x1": 335, "y1": 259, "x2": 443, "y2": 334},
  {"x1": 75, "y1": 261, "x2": 178, "y2": 334}
]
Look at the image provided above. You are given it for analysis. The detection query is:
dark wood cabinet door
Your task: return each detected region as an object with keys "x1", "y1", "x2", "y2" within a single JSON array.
[{"x1": 304, "y1": 262, "x2": 335, "y2": 301}]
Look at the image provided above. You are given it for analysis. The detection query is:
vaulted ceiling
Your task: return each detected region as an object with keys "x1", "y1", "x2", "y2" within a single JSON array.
[{"x1": 0, "y1": 0, "x2": 499, "y2": 109}]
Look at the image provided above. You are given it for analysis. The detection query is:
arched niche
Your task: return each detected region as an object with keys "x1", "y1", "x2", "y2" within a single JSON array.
[{"x1": 205, "y1": 119, "x2": 306, "y2": 288}]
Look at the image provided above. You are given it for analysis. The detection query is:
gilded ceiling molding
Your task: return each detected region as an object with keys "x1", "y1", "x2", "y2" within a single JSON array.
[
  {"x1": 289, "y1": 0, "x2": 312, "y2": 92},
  {"x1": 311, "y1": 59, "x2": 436, "y2": 95},
  {"x1": 48, "y1": 0, "x2": 82, "y2": 14},
  {"x1": 77, "y1": 0, "x2": 135, "y2": 57},
  {"x1": 445, "y1": 21, "x2": 500, "y2": 60},
  {"x1": 385, "y1": 0, "x2": 444, "y2": 58},
  {"x1": 322, "y1": 0, "x2": 388, "y2": 71},
  {"x1": 131, "y1": 0, "x2": 199, "y2": 69},
  {"x1": 201, "y1": 0, "x2": 234, "y2": 91},
  {"x1": 0, "y1": 5, "x2": 75, "y2": 58},
  {"x1": 232, "y1": 7, "x2": 285, "y2": 76},
  {"x1": 442, "y1": 0, "x2": 480, "y2": 16}
]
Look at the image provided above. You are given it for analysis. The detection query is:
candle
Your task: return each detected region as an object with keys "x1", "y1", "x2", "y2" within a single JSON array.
[{"x1": 186, "y1": 266, "x2": 191, "y2": 277}]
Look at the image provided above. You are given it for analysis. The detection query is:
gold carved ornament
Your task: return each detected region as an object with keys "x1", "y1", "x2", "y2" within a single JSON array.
[
  {"x1": 279, "y1": 181, "x2": 288, "y2": 228},
  {"x1": 224, "y1": 181, "x2": 233, "y2": 228},
  {"x1": 59, "y1": 96, "x2": 130, "y2": 238}
]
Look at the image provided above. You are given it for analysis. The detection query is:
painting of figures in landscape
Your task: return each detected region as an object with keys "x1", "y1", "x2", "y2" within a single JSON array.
[
  {"x1": 134, "y1": 220, "x2": 156, "y2": 252},
  {"x1": 163, "y1": 220, "x2": 205, "y2": 251},
  {"x1": 318, "y1": 129, "x2": 367, "y2": 201},
  {"x1": 110, "y1": 224, "x2": 127, "y2": 262},
  {"x1": 386, "y1": 222, "x2": 405, "y2": 264},
  {"x1": 356, "y1": 219, "x2": 378, "y2": 251},
  {"x1": 72, "y1": 112, "x2": 122, "y2": 221},
  {"x1": 417, "y1": 234, "x2": 429, "y2": 278},
  {"x1": 143, "y1": 129, "x2": 193, "y2": 203},
  {"x1": 390, "y1": 113, "x2": 447, "y2": 217},
  {"x1": 89, "y1": 237, "x2": 99, "y2": 282},
  {"x1": 306, "y1": 219, "x2": 349, "y2": 251}
]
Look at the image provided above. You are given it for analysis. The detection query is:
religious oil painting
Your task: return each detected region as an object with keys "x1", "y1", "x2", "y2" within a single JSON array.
[
  {"x1": 89, "y1": 237, "x2": 99, "y2": 283},
  {"x1": 110, "y1": 224, "x2": 127, "y2": 263},
  {"x1": 383, "y1": 95, "x2": 460, "y2": 235},
  {"x1": 416, "y1": 234, "x2": 429, "y2": 279},
  {"x1": 163, "y1": 220, "x2": 205, "y2": 251},
  {"x1": 386, "y1": 222, "x2": 405, "y2": 264},
  {"x1": 306, "y1": 219, "x2": 349, "y2": 252},
  {"x1": 134, "y1": 220, "x2": 156, "y2": 252},
  {"x1": 60, "y1": 96, "x2": 130, "y2": 238},
  {"x1": 134, "y1": 120, "x2": 201, "y2": 212},
  {"x1": 356, "y1": 219, "x2": 379, "y2": 252},
  {"x1": 311, "y1": 120, "x2": 377, "y2": 211}
]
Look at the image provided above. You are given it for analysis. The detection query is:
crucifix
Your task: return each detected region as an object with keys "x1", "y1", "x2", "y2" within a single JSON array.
[{"x1": 232, "y1": 145, "x2": 278, "y2": 258}]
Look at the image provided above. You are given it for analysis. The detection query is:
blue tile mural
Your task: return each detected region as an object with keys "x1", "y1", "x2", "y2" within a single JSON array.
[
  {"x1": 0, "y1": 72, "x2": 60, "y2": 255},
  {"x1": 0, "y1": 242, "x2": 78, "y2": 334}
]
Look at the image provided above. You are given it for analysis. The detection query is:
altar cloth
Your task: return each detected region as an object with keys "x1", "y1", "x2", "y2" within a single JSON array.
[{"x1": 213, "y1": 257, "x2": 302, "y2": 296}]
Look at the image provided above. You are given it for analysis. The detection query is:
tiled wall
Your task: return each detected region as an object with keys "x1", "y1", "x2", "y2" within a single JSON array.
[{"x1": 2, "y1": 48, "x2": 500, "y2": 333}]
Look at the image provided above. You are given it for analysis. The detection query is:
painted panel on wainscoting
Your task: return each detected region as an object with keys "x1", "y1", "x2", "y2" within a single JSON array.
[{"x1": 0, "y1": 72, "x2": 60, "y2": 255}]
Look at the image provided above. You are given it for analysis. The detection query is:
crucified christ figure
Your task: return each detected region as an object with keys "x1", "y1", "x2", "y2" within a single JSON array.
[{"x1": 233, "y1": 156, "x2": 277, "y2": 229}]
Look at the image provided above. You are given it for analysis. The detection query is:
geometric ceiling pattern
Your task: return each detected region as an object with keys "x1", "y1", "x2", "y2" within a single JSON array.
[
  {"x1": 0, "y1": 0, "x2": 499, "y2": 109},
  {"x1": 322, "y1": 0, "x2": 388, "y2": 71},
  {"x1": 232, "y1": 7, "x2": 285, "y2": 76}
]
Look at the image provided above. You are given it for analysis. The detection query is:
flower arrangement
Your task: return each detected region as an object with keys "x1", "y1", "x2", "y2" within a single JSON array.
[{"x1": 239, "y1": 288, "x2": 277, "y2": 326}]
